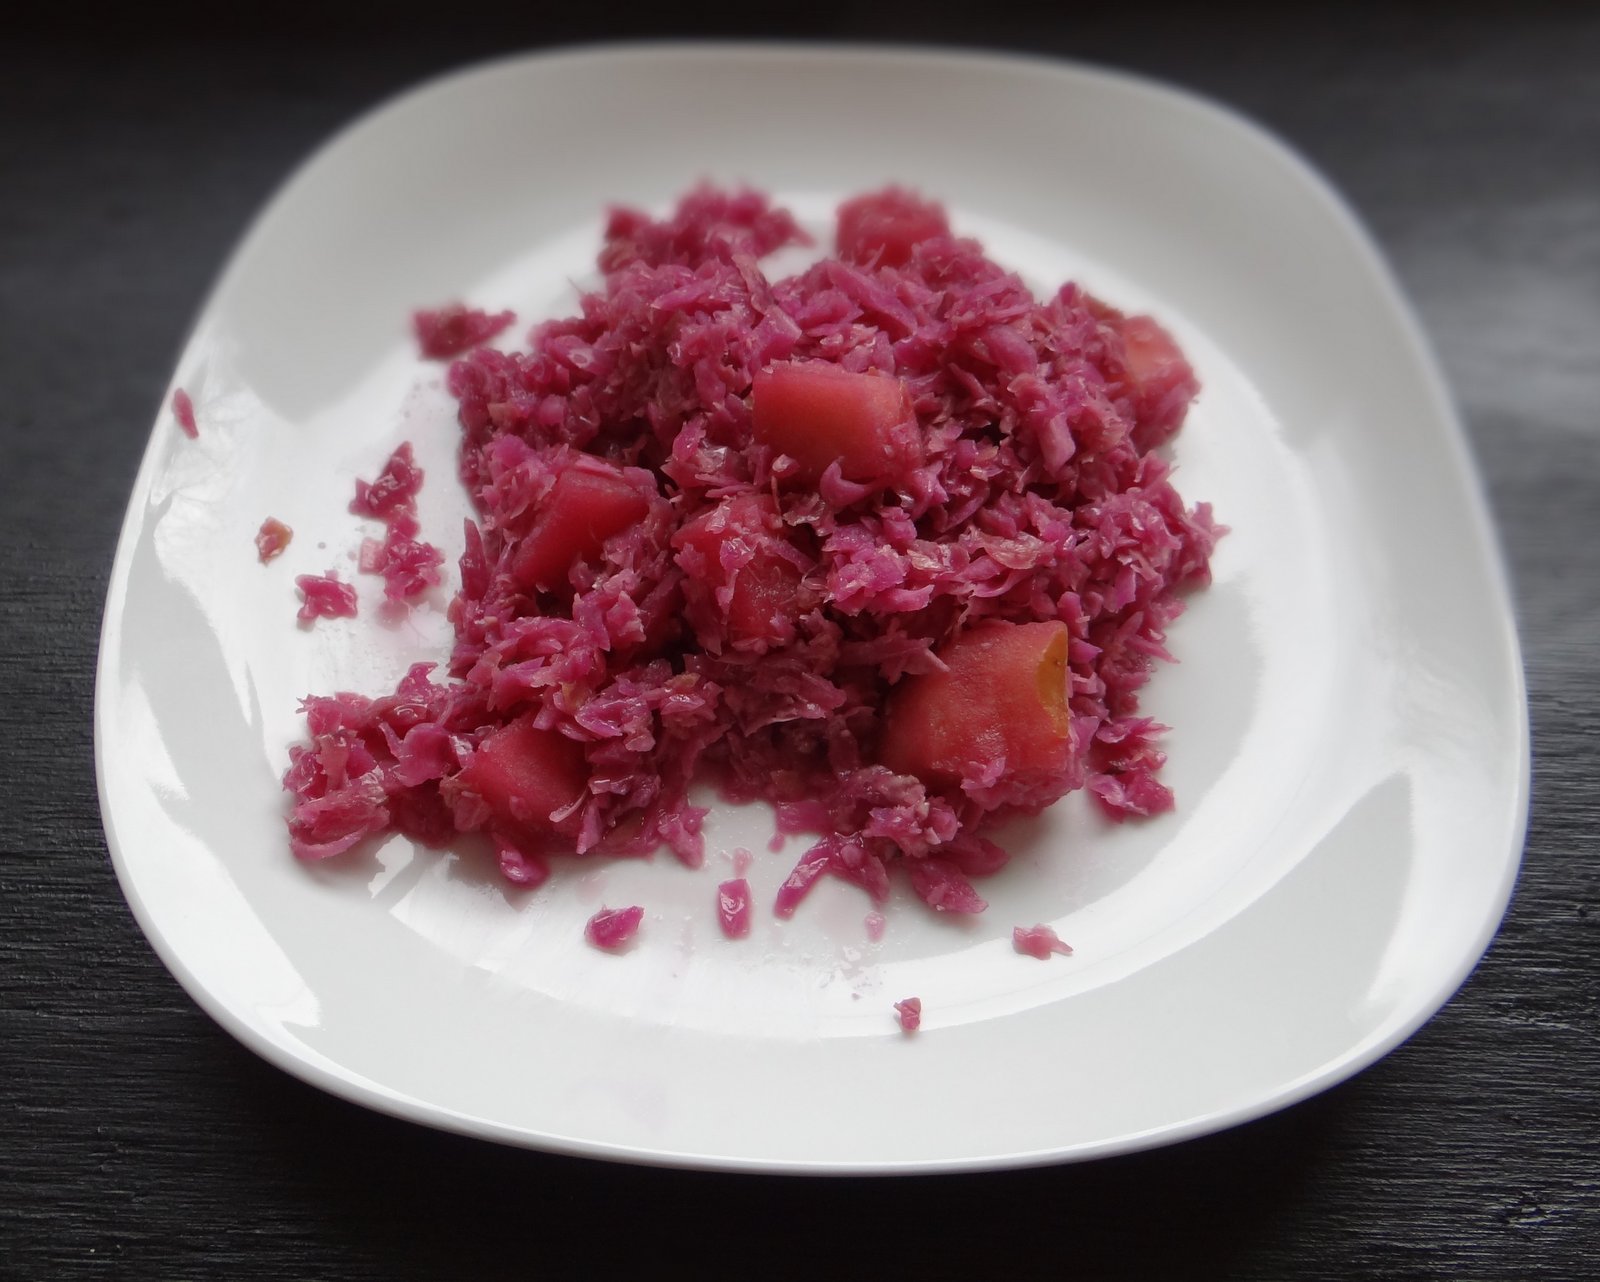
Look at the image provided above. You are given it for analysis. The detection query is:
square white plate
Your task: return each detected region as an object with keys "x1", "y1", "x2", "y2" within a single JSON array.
[{"x1": 96, "y1": 44, "x2": 1528, "y2": 1172}]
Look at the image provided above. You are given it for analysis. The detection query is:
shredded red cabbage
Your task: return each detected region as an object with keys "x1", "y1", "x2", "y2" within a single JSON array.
[
  {"x1": 351, "y1": 442, "x2": 426, "y2": 521},
  {"x1": 350, "y1": 443, "x2": 444, "y2": 605},
  {"x1": 282, "y1": 186, "x2": 1218, "y2": 922}
]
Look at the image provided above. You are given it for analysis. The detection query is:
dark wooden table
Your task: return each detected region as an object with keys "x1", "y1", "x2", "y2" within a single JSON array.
[{"x1": 4, "y1": 6, "x2": 1596, "y2": 1278}]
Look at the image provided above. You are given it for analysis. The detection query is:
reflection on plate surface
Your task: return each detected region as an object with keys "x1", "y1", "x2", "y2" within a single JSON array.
[{"x1": 96, "y1": 44, "x2": 1526, "y2": 1172}]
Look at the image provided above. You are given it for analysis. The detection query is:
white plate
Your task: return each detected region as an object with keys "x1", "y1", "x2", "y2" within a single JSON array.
[{"x1": 96, "y1": 44, "x2": 1528, "y2": 1173}]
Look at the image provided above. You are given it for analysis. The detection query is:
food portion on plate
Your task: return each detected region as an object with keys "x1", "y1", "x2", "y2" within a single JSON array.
[{"x1": 280, "y1": 185, "x2": 1219, "y2": 919}]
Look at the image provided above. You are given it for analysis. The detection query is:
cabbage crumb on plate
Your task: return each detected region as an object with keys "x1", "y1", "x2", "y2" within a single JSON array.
[{"x1": 894, "y1": 997, "x2": 923, "y2": 1033}]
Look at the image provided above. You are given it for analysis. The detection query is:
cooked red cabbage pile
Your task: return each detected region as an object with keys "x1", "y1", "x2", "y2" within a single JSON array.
[{"x1": 283, "y1": 186, "x2": 1218, "y2": 915}]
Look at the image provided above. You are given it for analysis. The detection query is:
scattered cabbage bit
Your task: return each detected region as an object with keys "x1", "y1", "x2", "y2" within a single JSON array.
[
  {"x1": 256, "y1": 517, "x2": 293, "y2": 563},
  {"x1": 294, "y1": 572, "x2": 357, "y2": 624},
  {"x1": 1012, "y1": 923, "x2": 1074, "y2": 959},
  {"x1": 585, "y1": 905, "x2": 644, "y2": 950},
  {"x1": 350, "y1": 443, "x2": 444, "y2": 605},
  {"x1": 282, "y1": 185, "x2": 1218, "y2": 923},
  {"x1": 414, "y1": 304, "x2": 517, "y2": 360},
  {"x1": 172, "y1": 388, "x2": 198, "y2": 439},
  {"x1": 894, "y1": 997, "x2": 923, "y2": 1032},
  {"x1": 350, "y1": 442, "x2": 426, "y2": 521},
  {"x1": 716, "y1": 878, "x2": 752, "y2": 939},
  {"x1": 359, "y1": 518, "x2": 445, "y2": 603}
]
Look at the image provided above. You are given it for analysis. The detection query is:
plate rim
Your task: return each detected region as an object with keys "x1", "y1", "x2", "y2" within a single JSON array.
[{"x1": 94, "y1": 39, "x2": 1531, "y2": 1175}]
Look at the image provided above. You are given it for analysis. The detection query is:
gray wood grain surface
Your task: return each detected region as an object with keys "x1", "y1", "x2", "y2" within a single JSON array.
[{"x1": 3, "y1": 7, "x2": 1595, "y2": 1278}]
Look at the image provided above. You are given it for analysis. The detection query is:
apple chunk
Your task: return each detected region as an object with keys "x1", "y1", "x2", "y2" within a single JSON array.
[
  {"x1": 881, "y1": 621, "x2": 1071, "y2": 787},
  {"x1": 454, "y1": 716, "x2": 588, "y2": 841},
  {"x1": 752, "y1": 362, "x2": 921, "y2": 486},
  {"x1": 511, "y1": 456, "x2": 651, "y2": 592}
]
